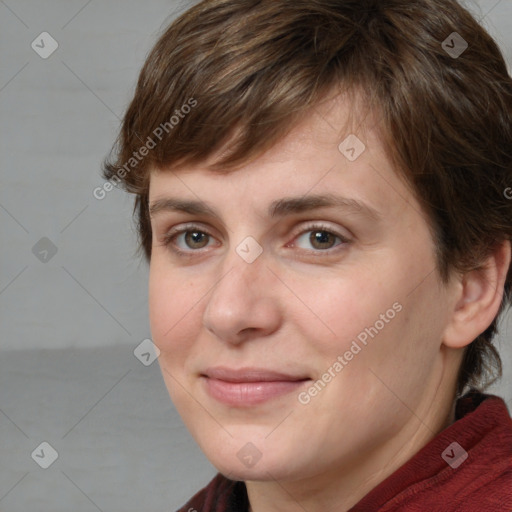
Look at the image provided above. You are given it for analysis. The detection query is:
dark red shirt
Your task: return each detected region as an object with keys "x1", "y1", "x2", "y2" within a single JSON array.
[{"x1": 177, "y1": 391, "x2": 512, "y2": 511}]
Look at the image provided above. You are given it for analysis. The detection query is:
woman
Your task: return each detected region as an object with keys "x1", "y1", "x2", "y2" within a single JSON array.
[{"x1": 104, "y1": 0, "x2": 512, "y2": 509}]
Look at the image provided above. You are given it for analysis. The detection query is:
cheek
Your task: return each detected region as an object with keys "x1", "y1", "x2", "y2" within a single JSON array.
[
  {"x1": 283, "y1": 269, "x2": 403, "y2": 355},
  {"x1": 148, "y1": 263, "x2": 199, "y2": 358},
  {"x1": 293, "y1": 256, "x2": 439, "y2": 382}
]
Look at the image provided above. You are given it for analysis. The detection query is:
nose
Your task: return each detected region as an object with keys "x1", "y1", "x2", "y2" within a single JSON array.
[{"x1": 202, "y1": 250, "x2": 281, "y2": 345}]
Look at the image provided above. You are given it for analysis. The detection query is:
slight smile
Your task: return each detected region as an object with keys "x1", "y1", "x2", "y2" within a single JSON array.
[{"x1": 201, "y1": 367, "x2": 312, "y2": 407}]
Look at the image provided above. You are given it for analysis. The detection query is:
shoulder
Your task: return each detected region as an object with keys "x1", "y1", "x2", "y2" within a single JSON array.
[
  {"x1": 445, "y1": 393, "x2": 512, "y2": 510},
  {"x1": 351, "y1": 392, "x2": 512, "y2": 511}
]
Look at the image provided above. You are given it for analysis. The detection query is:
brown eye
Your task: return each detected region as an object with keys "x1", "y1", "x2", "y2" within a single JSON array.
[
  {"x1": 309, "y1": 230, "x2": 338, "y2": 250},
  {"x1": 293, "y1": 225, "x2": 348, "y2": 252},
  {"x1": 183, "y1": 231, "x2": 210, "y2": 249},
  {"x1": 161, "y1": 225, "x2": 215, "y2": 254}
]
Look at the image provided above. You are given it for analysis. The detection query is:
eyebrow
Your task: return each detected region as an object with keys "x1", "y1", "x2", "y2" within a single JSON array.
[{"x1": 149, "y1": 194, "x2": 381, "y2": 222}]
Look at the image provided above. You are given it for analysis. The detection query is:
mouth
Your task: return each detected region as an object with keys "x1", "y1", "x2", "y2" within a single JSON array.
[{"x1": 200, "y1": 367, "x2": 311, "y2": 407}]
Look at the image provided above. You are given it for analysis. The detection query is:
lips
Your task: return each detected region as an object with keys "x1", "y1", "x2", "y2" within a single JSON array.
[
  {"x1": 201, "y1": 367, "x2": 311, "y2": 406},
  {"x1": 203, "y1": 366, "x2": 309, "y2": 382}
]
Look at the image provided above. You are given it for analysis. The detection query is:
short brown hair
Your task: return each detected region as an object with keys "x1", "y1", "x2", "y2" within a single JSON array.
[{"x1": 103, "y1": 0, "x2": 512, "y2": 394}]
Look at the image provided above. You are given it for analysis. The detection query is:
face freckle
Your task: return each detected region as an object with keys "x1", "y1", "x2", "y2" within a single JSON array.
[{"x1": 148, "y1": 95, "x2": 455, "y2": 488}]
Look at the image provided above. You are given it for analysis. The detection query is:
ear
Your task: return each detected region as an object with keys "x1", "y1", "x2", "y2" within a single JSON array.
[{"x1": 443, "y1": 240, "x2": 511, "y2": 349}]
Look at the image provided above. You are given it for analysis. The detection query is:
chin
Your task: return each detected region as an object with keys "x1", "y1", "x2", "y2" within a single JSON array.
[
  {"x1": 198, "y1": 433, "x2": 310, "y2": 483},
  {"x1": 211, "y1": 455, "x2": 293, "y2": 483}
]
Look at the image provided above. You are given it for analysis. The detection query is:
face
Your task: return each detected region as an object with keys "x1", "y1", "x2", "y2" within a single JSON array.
[{"x1": 148, "y1": 96, "x2": 457, "y2": 486}]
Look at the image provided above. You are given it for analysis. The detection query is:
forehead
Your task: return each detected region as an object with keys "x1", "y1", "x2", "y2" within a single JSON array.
[{"x1": 148, "y1": 93, "x2": 417, "y2": 224}]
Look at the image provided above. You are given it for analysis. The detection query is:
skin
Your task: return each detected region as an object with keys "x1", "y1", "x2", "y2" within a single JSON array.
[{"x1": 147, "y1": 94, "x2": 510, "y2": 511}]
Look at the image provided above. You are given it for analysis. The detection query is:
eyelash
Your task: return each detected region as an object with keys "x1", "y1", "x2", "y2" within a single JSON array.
[{"x1": 159, "y1": 223, "x2": 351, "y2": 258}]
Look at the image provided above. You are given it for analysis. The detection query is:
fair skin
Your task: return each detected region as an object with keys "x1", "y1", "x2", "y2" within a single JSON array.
[{"x1": 147, "y1": 95, "x2": 510, "y2": 512}]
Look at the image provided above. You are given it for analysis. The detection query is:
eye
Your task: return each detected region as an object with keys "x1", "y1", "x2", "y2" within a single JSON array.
[
  {"x1": 159, "y1": 222, "x2": 350, "y2": 258},
  {"x1": 292, "y1": 224, "x2": 350, "y2": 252},
  {"x1": 179, "y1": 230, "x2": 211, "y2": 249},
  {"x1": 160, "y1": 224, "x2": 217, "y2": 254}
]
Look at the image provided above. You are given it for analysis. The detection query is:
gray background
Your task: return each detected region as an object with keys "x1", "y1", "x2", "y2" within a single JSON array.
[{"x1": 1, "y1": 0, "x2": 511, "y2": 510}]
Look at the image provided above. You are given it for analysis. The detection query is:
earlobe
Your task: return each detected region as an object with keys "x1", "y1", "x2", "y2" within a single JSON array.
[{"x1": 443, "y1": 240, "x2": 511, "y2": 349}]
